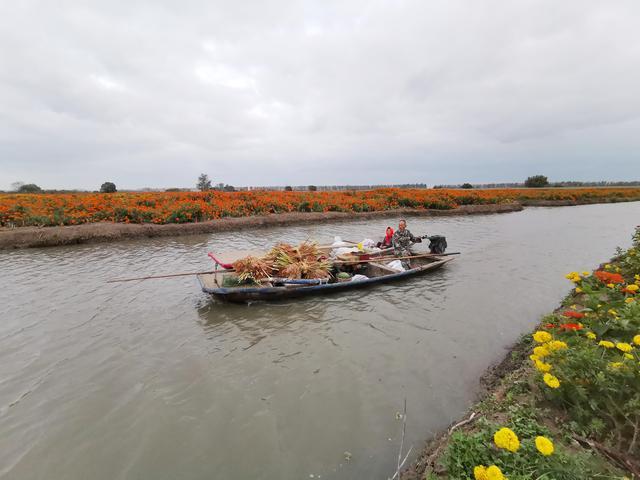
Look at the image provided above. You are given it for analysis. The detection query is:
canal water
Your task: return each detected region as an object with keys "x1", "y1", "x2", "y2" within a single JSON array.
[{"x1": 1, "y1": 202, "x2": 638, "y2": 480}]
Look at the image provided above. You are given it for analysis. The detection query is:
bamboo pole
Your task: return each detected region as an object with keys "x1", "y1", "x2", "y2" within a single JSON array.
[
  {"x1": 106, "y1": 270, "x2": 231, "y2": 283},
  {"x1": 107, "y1": 252, "x2": 459, "y2": 283}
]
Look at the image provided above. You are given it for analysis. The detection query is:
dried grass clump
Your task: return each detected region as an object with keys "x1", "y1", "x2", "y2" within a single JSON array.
[
  {"x1": 268, "y1": 241, "x2": 331, "y2": 279},
  {"x1": 232, "y1": 256, "x2": 272, "y2": 283},
  {"x1": 234, "y1": 241, "x2": 331, "y2": 282}
]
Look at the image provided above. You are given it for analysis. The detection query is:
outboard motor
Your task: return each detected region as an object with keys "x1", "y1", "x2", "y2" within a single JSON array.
[{"x1": 428, "y1": 235, "x2": 447, "y2": 254}]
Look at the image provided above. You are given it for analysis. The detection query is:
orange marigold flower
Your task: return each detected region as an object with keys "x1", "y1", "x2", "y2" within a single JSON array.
[
  {"x1": 594, "y1": 271, "x2": 624, "y2": 284},
  {"x1": 559, "y1": 323, "x2": 583, "y2": 330}
]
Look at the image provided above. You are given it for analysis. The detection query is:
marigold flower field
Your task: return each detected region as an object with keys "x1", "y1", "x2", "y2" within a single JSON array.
[
  {"x1": 1, "y1": 187, "x2": 639, "y2": 227},
  {"x1": 433, "y1": 227, "x2": 640, "y2": 480}
]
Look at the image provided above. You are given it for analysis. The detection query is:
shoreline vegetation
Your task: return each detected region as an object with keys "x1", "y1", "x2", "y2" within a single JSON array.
[
  {"x1": 404, "y1": 228, "x2": 640, "y2": 480},
  {"x1": 1, "y1": 203, "x2": 521, "y2": 249},
  {"x1": 1, "y1": 187, "x2": 640, "y2": 249}
]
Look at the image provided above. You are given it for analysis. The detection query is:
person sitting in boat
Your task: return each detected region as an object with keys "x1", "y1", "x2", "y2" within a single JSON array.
[
  {"x1": 376, "y1": 226, "x2": 394, "y2": 249},
  {"x1": 392, "y1": 219, "x2": 421, "y2": 257}
]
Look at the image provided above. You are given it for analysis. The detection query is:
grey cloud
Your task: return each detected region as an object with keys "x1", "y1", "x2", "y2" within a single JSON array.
[{"x1": 1, "y1": 0, "x2": 639, "y2": 190}]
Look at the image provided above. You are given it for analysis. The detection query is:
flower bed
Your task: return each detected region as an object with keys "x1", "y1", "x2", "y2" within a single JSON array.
[
  {"x1": 1, "y1": 187, "x2": 639, "y2": 227},
  {"x1": 414, "y1": 227, "x2": 640, "y2": 479}
]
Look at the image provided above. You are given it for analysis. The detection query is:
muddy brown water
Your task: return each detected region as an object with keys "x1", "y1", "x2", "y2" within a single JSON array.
[{"x1": 1, "y1": 203, "x2": 639, "y2": 480}]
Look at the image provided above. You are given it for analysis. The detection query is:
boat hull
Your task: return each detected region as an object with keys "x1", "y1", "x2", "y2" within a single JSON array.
[{"x1": 198, "y1": 257, "x2": 454, "y2": 303}]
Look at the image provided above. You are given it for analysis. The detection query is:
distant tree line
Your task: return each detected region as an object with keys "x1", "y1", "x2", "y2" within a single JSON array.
[
  {"x1": 4, "y1": 175, "x2": 638, "y2": 194},
  {"x1": 434, "y1": 176, "x2": 640, "y2": 189}
]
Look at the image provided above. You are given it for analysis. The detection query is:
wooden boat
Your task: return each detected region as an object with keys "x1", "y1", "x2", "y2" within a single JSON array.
[{"x1": 197, "y1": 254, "x2": 455, "y2": 303}]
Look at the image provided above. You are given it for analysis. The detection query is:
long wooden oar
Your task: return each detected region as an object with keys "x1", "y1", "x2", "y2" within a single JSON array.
[
  {"x1": 107, "y1": 269, "x2": 232, "y2": 283},
  {"x1": 107, "y1": 252, "x2": 460, "y2": 283}
]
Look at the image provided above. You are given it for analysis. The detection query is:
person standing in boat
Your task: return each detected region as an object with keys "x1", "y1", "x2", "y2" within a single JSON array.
[
  {"x1": 376, "y1": 226, "x2": 394, "y2": 249},
  {"x1": 392, "y1": 219, "x2": 421, "y2": 257}
]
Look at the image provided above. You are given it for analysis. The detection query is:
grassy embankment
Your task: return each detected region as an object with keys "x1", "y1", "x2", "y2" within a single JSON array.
[
  {"x1": 2, "y1": 187, "x2": 640, "y2": 227},
  {"x1": 407, "y1": 228, "x2": 640, "y2": 480}
]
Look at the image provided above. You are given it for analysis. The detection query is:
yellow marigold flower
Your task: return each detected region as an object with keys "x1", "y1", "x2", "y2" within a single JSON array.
[
  {"x1": 606, "y1": 283, "x2": 615, "y2": 289},
  {"x1": 533, "y1": 345, "x2": 550, "y2": 357},
  {"x1": 570, "y1": 304, "x2": 577, "y2": 310},
  {"x1": 586, "y1": 332, "x2": 597, "y2": 340},
  {"x1": 582, "y1": 271, "x2": 590, "y2": 276},
  {"x1": 635, "y1": 274, "x2": 640, "y2": 281},
  {"x1": 494, "y1": 427, "x2": 520, "y2": 452},
  {"x1": 616, "y1": 342, "x2": 633, "y2": 353},
  {"x1": 575, "y1": 287, "x2": 583, "y2": 293},
  {"x1": 474, "y1": 465, "x2": 489, "y2": 480},
  {"x1": 598, "y1": 340, "x2": 615, "y2": 349},
  {"x1": 634, "y1": 335, "x2": 640, "y2": 346},
  {"x1": 608, "y1": 362, "x2": 623, "y2": 369},
  {"x1": 543, "y1": 373, "x2": 560, "y2": 388},
  {"x1": 535, "y1": 436, "x2": 554, "y2": 456},
  {"x1": 604, "y1": 264, "x2": 611, "y2": 270},
  {"x1": 486, "y1": 465, "x2": 505, "y2": 480},
  {"x1": 626, "y1": 284, "x2": 639, "y2": 293},
  {"x1": 535, "y1": 360, "x2": 552, "y2": 373},
  {"x1": 615, "y1": 267, "x2": 621, "y2": 272},
  {"x1": 626, "y1": 298, "x2": 635, "y2": 304},
  {"x1": 533, "y1": 331, "x2": 552, "y2": 343},
  {"x1": 547, "y1": 340, "x2": 568, "y2": 351},
  {"x1": 608, "y1": 308, "x2": 618, "y2": 316},
  {"x1": 529, "y1": 354, "x2": 540, "y2": 362},
  {"x1": 624, "y1": 353, "x2": 634, "y2": 360}
]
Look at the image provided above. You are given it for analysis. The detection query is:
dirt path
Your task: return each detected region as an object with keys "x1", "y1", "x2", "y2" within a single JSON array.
[{"x1": 0, "y1": 203, "x2": 522, "y2": 249}]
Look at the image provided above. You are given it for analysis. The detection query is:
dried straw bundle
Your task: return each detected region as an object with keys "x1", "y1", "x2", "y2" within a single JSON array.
[
  {"x1": 230, "y1": 242, "x2": 331, "y2": 281},
  {"x1": 232, "y1": 256, "x2": 273, "y2": 283},
  {"x1": 266, "y1": 242, "x2": 331, "y2": 279}
]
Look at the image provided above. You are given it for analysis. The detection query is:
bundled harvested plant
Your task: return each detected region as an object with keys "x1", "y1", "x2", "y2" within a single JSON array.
[
  {"x1": 233, "y1": 242, "x2": 331, "y2": 282},
  {"x1": 232, "y1": 256, "x2": 272, "y2": 283}
]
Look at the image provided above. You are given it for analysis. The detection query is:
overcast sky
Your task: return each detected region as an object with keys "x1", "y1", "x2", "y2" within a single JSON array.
[{"x1": 1, "y1": 1, "x2": 639, "y2": 190}]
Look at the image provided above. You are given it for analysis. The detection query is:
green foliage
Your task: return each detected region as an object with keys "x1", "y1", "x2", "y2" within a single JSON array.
[
  {"x1": 112, "y1": 207, "x2": 153, "y2": 223},
  {"x1": 422, "y1": 200, "x2": 455, "y2": 209},
  {"x1": 444, "y1": 418, "x2": 611, "y2": 480},
  {"x1": 197, "y1": 173, "x2": 212, "y2": 191},
  {"x1": 439, "y1": 228, "x2": 639, "y2": 480},
  {"x1": 308, "y1": 185, "x2": 318, "y2": 191},
  {"x1": 165, "y1": 204, "x2": 204, "y2": 223},
  {"x1": 524, "y1": 175, "x2": 549, "y2": 188},
  {"x1": 533, "y1": 227, "x2": 640, "y2": 454},
  {"x1": 616, "y1": 228, "x2": 640, "y2": 278},
  {"x1": 297, "y1": 201, "x2": 311, "y2": 212},
  {"x1": 456, "y1": 195, "x2": 481, "y2": 205},
  {"x1": 18, "y1": 183, "x2": 42, "y2": 193},
  {"x1": 221, "y1": 275, "x2": 258, "y2": 287},
  {"x1": 461, "y1": 183, "x2": 473, "y2": 189},
  {"x1": 397, "y1": 197, "x2": 419, "y2": 208},
  {"x1": 100, "y1": 181, "x2": 117, "y2": 193}
]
